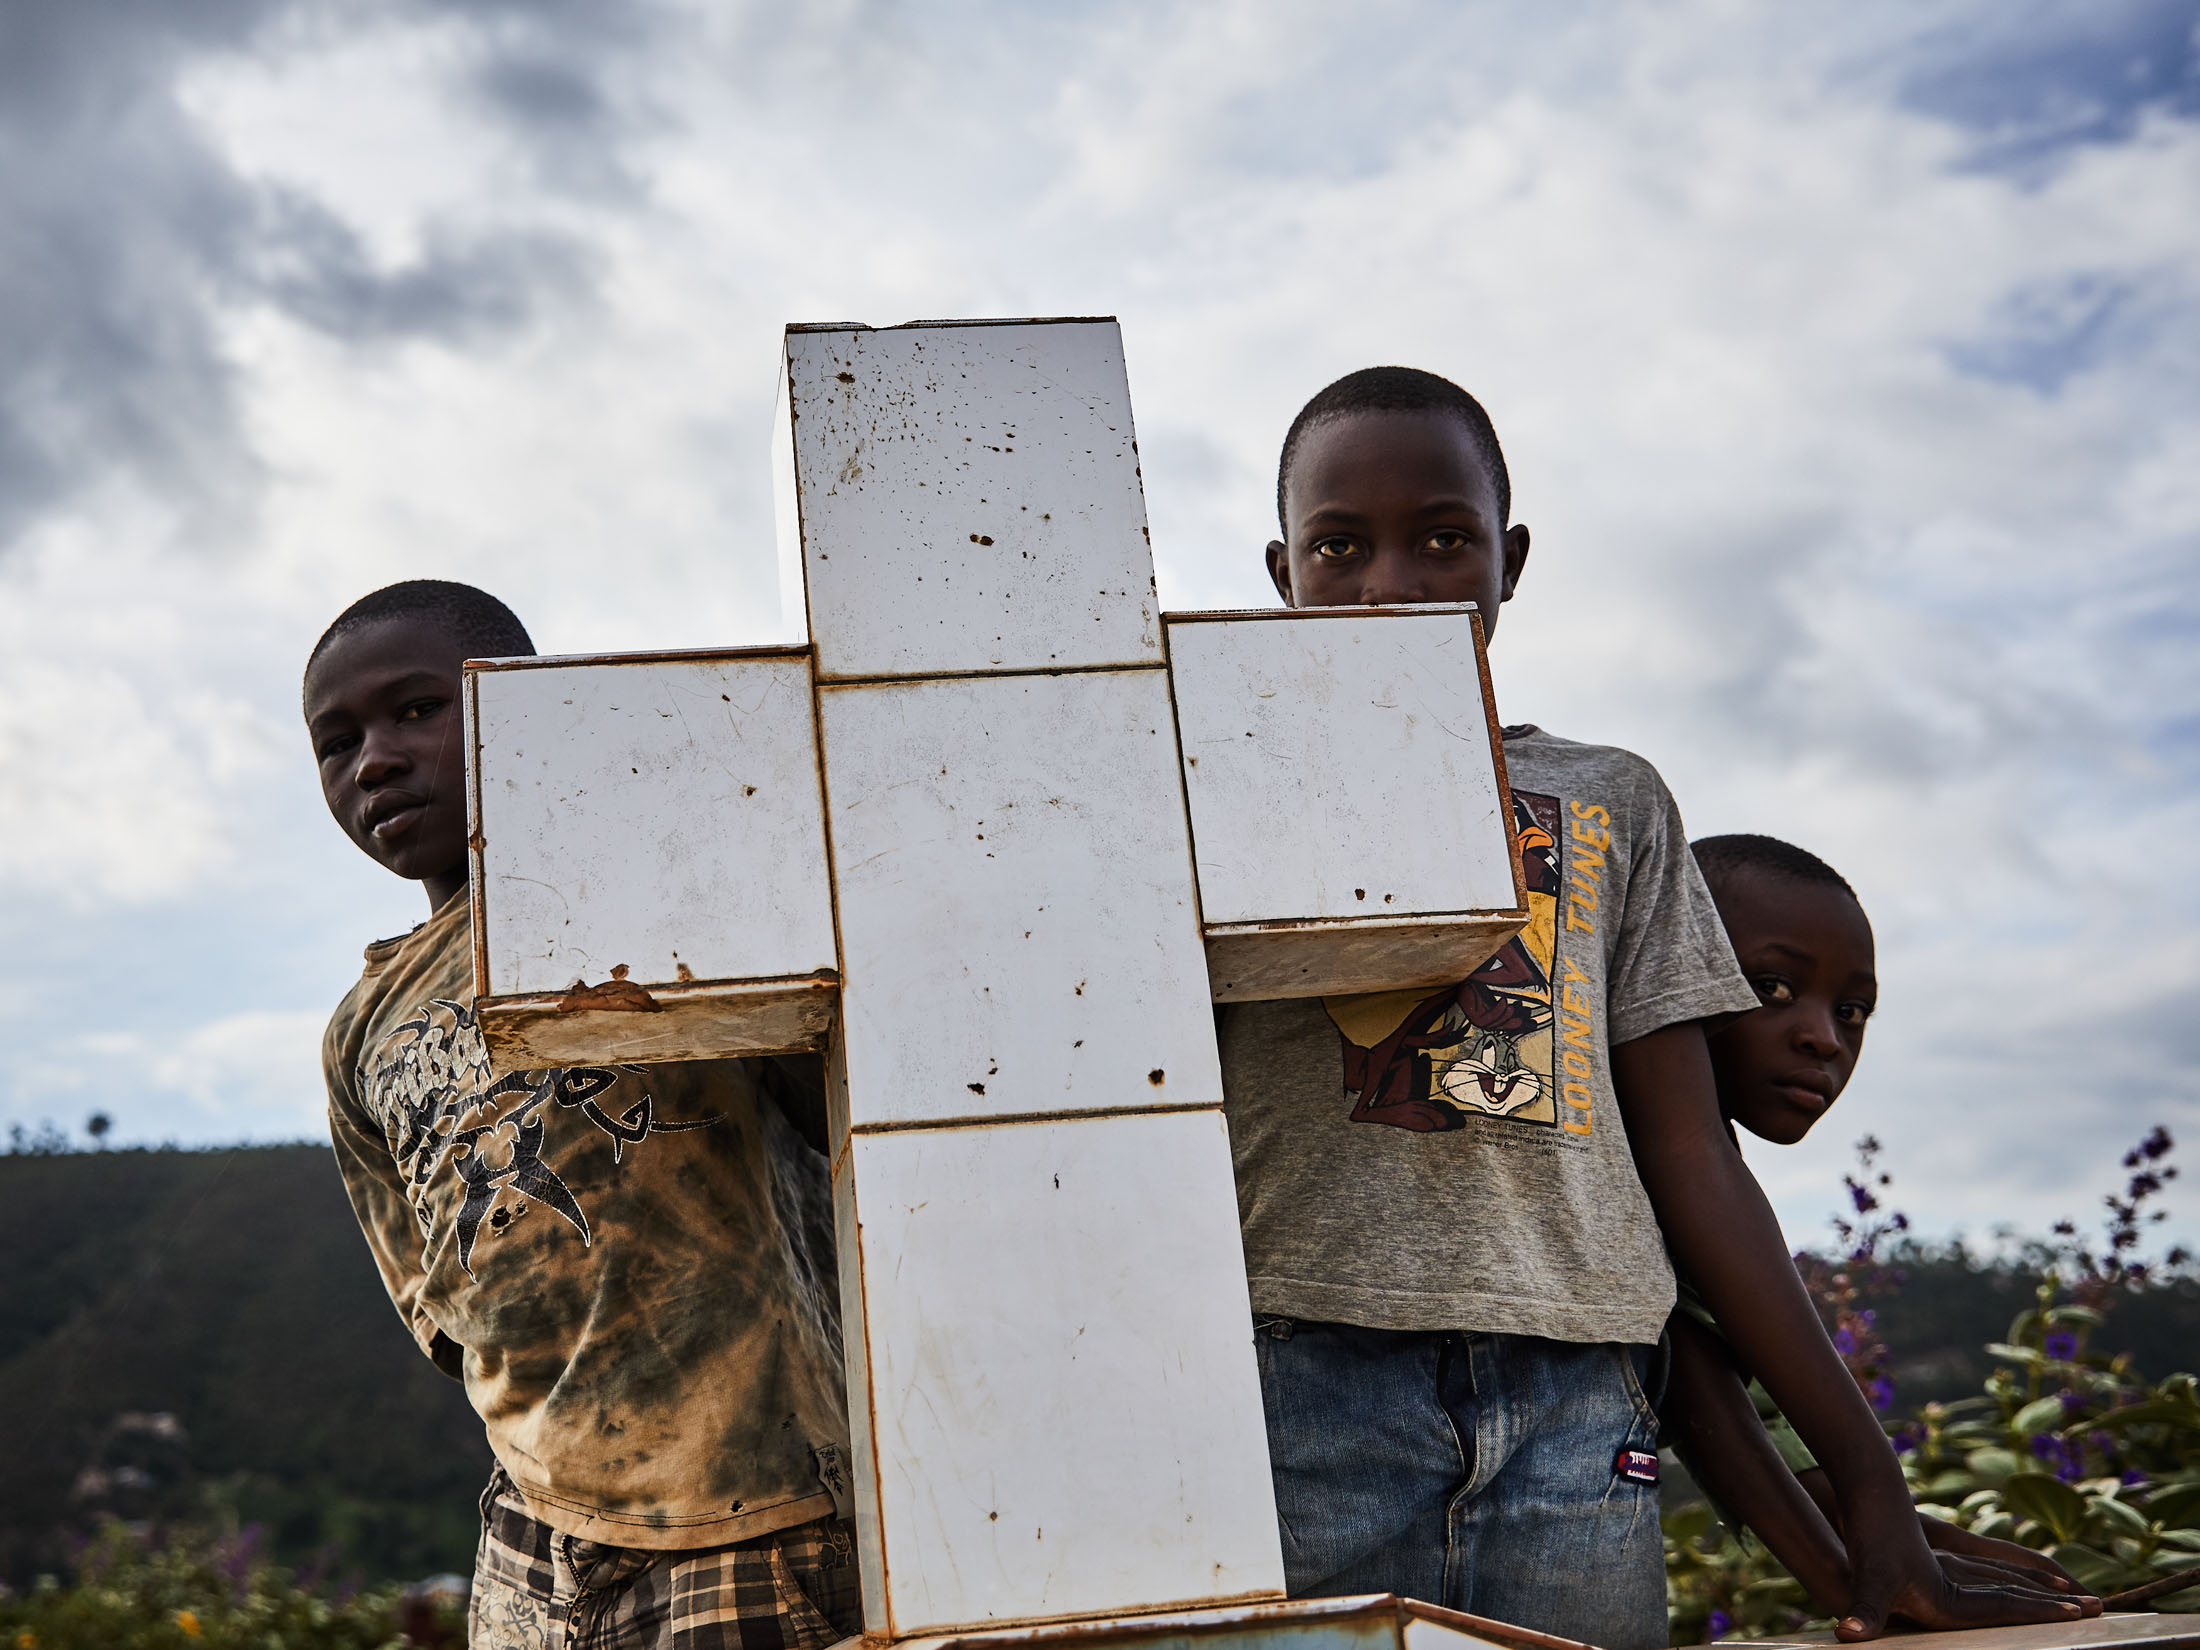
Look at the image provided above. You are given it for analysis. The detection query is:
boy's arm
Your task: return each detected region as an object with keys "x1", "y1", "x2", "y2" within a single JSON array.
[
  {"x1": 1670, "y1": 1316, "x2": 2089, "y2": 1611},
  {"x1": 327, "y1": 1078, "x2": 466, "y2": 1381},
  {"x1": 1613, "y1": 1023, "x2": 2087, "y2": 1641},
  {"x1": 1664, "y1": 1311, "x2": 1851, "y2": 1611}
]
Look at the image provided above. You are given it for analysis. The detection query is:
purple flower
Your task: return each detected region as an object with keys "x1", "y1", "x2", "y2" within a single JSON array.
[
  {"x1": 2055, "y1": 1458, "x2": 2082, "y2": 1483},
  {"x1": 2045, "y1": 1332, "x2": 2079, "y2": 1361},
  {"x1": 1870, "y1": 1376, "x2": 1897, "y2": 1411},
  {"x1": 1833, "y1": 1328, "x2": 1858, "y2": 1356},
  {"x1": 2122, "y1": 1469, "x2": 2147, "y2": 1487},
  {"x1": 1892, "y1": 1429, "x2": 1920, "y2": 1455},
  {"x1": 2059, "y1": 1390, "x2": 2085, "y2": 1411},
  {"x1": 1709, "y1": 1609, "x2": 1733, "y2": 1641},
  {"x1": 2030, "y1": 1434, "x2": 2058, "y2": 1459}
]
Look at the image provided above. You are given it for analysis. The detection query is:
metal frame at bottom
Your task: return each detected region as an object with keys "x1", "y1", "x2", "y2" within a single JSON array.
[{"x1": 841, "y1": 1593, "x2": 1602, "y2": 1650}]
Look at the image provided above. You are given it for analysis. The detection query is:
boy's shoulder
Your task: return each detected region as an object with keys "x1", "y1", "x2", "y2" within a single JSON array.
[
  {"x1": 321, "y1": 900, "x2": 472, "y2": 1098},
  {"x1": 1501, "y1": 723, "x2": 1677, "y2": 808}
]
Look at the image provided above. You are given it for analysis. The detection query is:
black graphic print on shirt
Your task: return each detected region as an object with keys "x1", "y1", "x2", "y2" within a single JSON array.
[{"x1": 358, "y1": 997, "x2": 721, "y2": 1276}]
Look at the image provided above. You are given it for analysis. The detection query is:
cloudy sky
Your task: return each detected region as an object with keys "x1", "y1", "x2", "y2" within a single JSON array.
[{"x1": 3, "y1": 0, "x2": 2196, "y2": 1252}]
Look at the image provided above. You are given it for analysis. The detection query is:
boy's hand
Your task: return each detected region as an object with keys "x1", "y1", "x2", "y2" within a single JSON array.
[
  {"x1": 1933, "y1": 1551, "x2": 2100, "y2": 1608},
  {"x1": 1840, "y1": 1521, "x2": 2097, "y2": 1640},
  {"x1": 1920, "y1": 1513, "x2": 2086, "y2": 1589}
]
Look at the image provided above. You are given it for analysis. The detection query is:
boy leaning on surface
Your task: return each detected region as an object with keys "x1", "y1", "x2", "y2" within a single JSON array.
[
  {"x1": 1222, "y1": 369, "x2": 2094, "y2": 1648},
  {"x1": 302, "y1": 580, "x2": 858, "y2": 1650},
  {"x1": 1662, "y1": 834, "x2": 2092, "y2": 1619}
]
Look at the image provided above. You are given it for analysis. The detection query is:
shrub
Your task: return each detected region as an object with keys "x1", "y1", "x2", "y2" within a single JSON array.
[
  {"x1": 1665, "y1": 1129, "x2": 2198, "y2": 1643},
  {"x1": 0, "y1": 1525, "x2": 446, "y2": 1650}
]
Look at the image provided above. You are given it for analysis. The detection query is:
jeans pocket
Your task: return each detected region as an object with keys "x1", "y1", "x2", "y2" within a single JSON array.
[{"x1": 1615, "y1": 1343, "x2": 1659, "y2": 1433}]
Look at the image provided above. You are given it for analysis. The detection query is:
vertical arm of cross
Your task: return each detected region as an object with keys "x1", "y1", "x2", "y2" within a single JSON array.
[{"x1": 779, "y1": 320, "x2": 1284, "y2": 1639}]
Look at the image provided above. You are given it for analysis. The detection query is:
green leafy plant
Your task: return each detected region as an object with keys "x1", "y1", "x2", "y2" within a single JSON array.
[
  {"x1": 1899, "y1": 1299, "x2": 2200, "y2": 1605},
  {"x1": 1665, "y1": 1498, "x2": 1818, "y2": 1646},
  {"x1": 1666, "y1": 1128, "x2": 2199, "y2": 1643},
  {"x1": 0, "y1": 1525, "x2": 444, "y2": 1650}
]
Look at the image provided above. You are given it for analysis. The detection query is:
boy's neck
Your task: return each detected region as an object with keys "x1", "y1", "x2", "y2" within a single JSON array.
[{"x1": 423, "y1": 868, "x2": 469, "y2": 917}]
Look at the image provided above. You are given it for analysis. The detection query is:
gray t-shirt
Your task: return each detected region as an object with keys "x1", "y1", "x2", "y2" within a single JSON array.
[{"x1": 1219, "y1": 726, "x2": 1758, "y2": 1345}]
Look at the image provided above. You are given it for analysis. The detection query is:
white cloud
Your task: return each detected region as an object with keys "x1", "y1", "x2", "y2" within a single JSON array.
[
  {"x1": 151, "y1": 1008, "x2": 329, "y2": 1125},
  {"x1": 1, "y1": 0, "x2": 2194, "y2": 1244}
]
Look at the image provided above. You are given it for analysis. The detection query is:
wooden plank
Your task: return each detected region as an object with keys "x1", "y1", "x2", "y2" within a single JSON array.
[
  {"x1": 1203, "y1": 912, "x2": 1524, "y2": 1003},
  {"x1": 477, "y1": 975, "x2": 839, "y2": 1073}
]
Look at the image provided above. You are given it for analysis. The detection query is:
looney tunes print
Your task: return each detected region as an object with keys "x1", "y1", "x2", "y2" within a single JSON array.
[{"x1": 1323, "y1": 789, "x2": 1565, "y2": 1133}]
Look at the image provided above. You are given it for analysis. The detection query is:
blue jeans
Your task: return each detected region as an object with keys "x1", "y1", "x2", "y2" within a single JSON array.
[{"x1": 1255, "y1": 1319, "x2": 1667, "y2": 1650}]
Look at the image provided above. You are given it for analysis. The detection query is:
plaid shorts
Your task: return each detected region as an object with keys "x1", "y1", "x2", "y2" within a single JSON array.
[{"x1": 470, "y1": 1470, "x2": 862, "y2": 1650}]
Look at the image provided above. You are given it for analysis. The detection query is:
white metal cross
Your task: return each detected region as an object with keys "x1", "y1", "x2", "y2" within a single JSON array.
[{"x1": 462, "y1": 319, "x2": 1524, "y2": 1644}]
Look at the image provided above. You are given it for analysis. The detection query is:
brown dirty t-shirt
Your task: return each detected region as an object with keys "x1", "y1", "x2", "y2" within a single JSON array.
[
  {"x1": 1220, "y1": 728, "x2": 1759, "y2": 1345},
  {"x1": 323, "y1": 895, "x2": 850, "y2": 1550}
]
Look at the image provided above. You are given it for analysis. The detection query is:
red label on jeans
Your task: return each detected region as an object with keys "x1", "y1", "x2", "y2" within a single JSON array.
[{"x1": 1613, "y1": 1448, "x2": 1659, "y2": 1485}]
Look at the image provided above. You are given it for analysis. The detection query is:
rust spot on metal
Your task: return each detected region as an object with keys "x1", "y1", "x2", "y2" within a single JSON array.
[
  {"x1": 967, "y1": 1082, "x2": 986, "y2": 1095},
  {"x1": 1355, "y1": 889, "x2": 1366, "y2": 900},
  {"x1": 555, "y1": 977, "x2": 662, "y2": 1014},
  {"x1": 1147, "y1": 1068, "x2": 1165, "y2": 1086},
  {"x1": 611, "y1": 963, "x2": 631, "y2": 980},
  {"x1": 836, "y1": 371, "x2": 855, "y2": 383},
  {"x1": 675, "y1": 961, "x2": 696, "y2": 982},
  {"x1": 968, "y1": 533, "x2": 994, "y2": 545}
]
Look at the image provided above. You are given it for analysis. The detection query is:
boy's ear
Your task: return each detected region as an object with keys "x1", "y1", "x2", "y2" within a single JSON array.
[
  {"x1": 1265, "y1": 539, "x2": 1296, "y2": 607},
  {"x1": 1500, "y1": 523, "x2": 1531, "y2": 602}
]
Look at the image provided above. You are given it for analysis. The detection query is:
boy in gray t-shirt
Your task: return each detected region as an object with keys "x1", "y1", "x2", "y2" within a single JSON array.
[{"x1": 1230, "y1": 368, "x2": 2090, "y2": 1649}]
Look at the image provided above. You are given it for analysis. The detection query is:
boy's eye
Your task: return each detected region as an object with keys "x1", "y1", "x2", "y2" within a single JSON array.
[
  {"x1": 397, "y1": 698, "x2": 447, "y2": 724},
  {"x1": 317, "y1": 732, "x2": 360, "y2": 762},
  {"x1": 1753, "y1": 976, "x2": 1794, "y2": 1004},
  {"x1": 1309, "y1": 536, "x2": 1360, "y2": 562},
  {"x1": 1424, "y1": 530, "x2": 1471, "y2": 555},
  {"x1": 1837, "y1": 1001, "x2": 1875, "y2": 1027}
]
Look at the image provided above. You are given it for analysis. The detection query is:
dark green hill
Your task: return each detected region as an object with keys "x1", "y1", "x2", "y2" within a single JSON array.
[
  {"x1": 1877, "y1": 1245, "x2": 2200, "y2": 1406},
  {"x1": 0, "y1": 1144, "x2": 488, "y2": 1587},
  {"x1": 2, "y1": 1144, "x2": 2191, "y2": 1589}
]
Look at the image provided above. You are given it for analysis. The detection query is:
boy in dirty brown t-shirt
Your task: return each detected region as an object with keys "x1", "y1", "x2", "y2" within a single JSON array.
[{"x1": 305, "y1": 580, "x2": 857, "y2": 1650}]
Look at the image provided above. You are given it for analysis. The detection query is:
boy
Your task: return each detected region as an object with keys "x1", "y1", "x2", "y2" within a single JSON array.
[
  {"x1": 1662, "y1": 835, "x2": 2089, "y2": 1613},
  {"x1": 304, "y1": 580, "x2": 857, "y2": 1650},
  {"x1": 1224, "y1": 368, "x2": 2087, "y2": 1647}
]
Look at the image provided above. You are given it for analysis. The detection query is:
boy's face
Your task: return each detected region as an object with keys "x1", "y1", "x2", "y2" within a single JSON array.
[
  {"x1": 1706, "y1": 871, "x2": 1877, "y2": 1146},
  {"x1": 302, "y1": 615, "x2": 472, "y2": 912},
  {"x1": 1266, "y1": 408, "x2": 1530, "y2": 635}
]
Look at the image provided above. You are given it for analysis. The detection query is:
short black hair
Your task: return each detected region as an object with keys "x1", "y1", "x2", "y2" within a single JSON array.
[
  {"x1": 1691, "y1": 833, "x2": 1858, "y2": 903},
  {"x1": 1276, "y1": 366, "x2": 1511, "y2": 535},
  {"x1": 306, "y1": 580, "x2": 535, "y2": 678}
]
